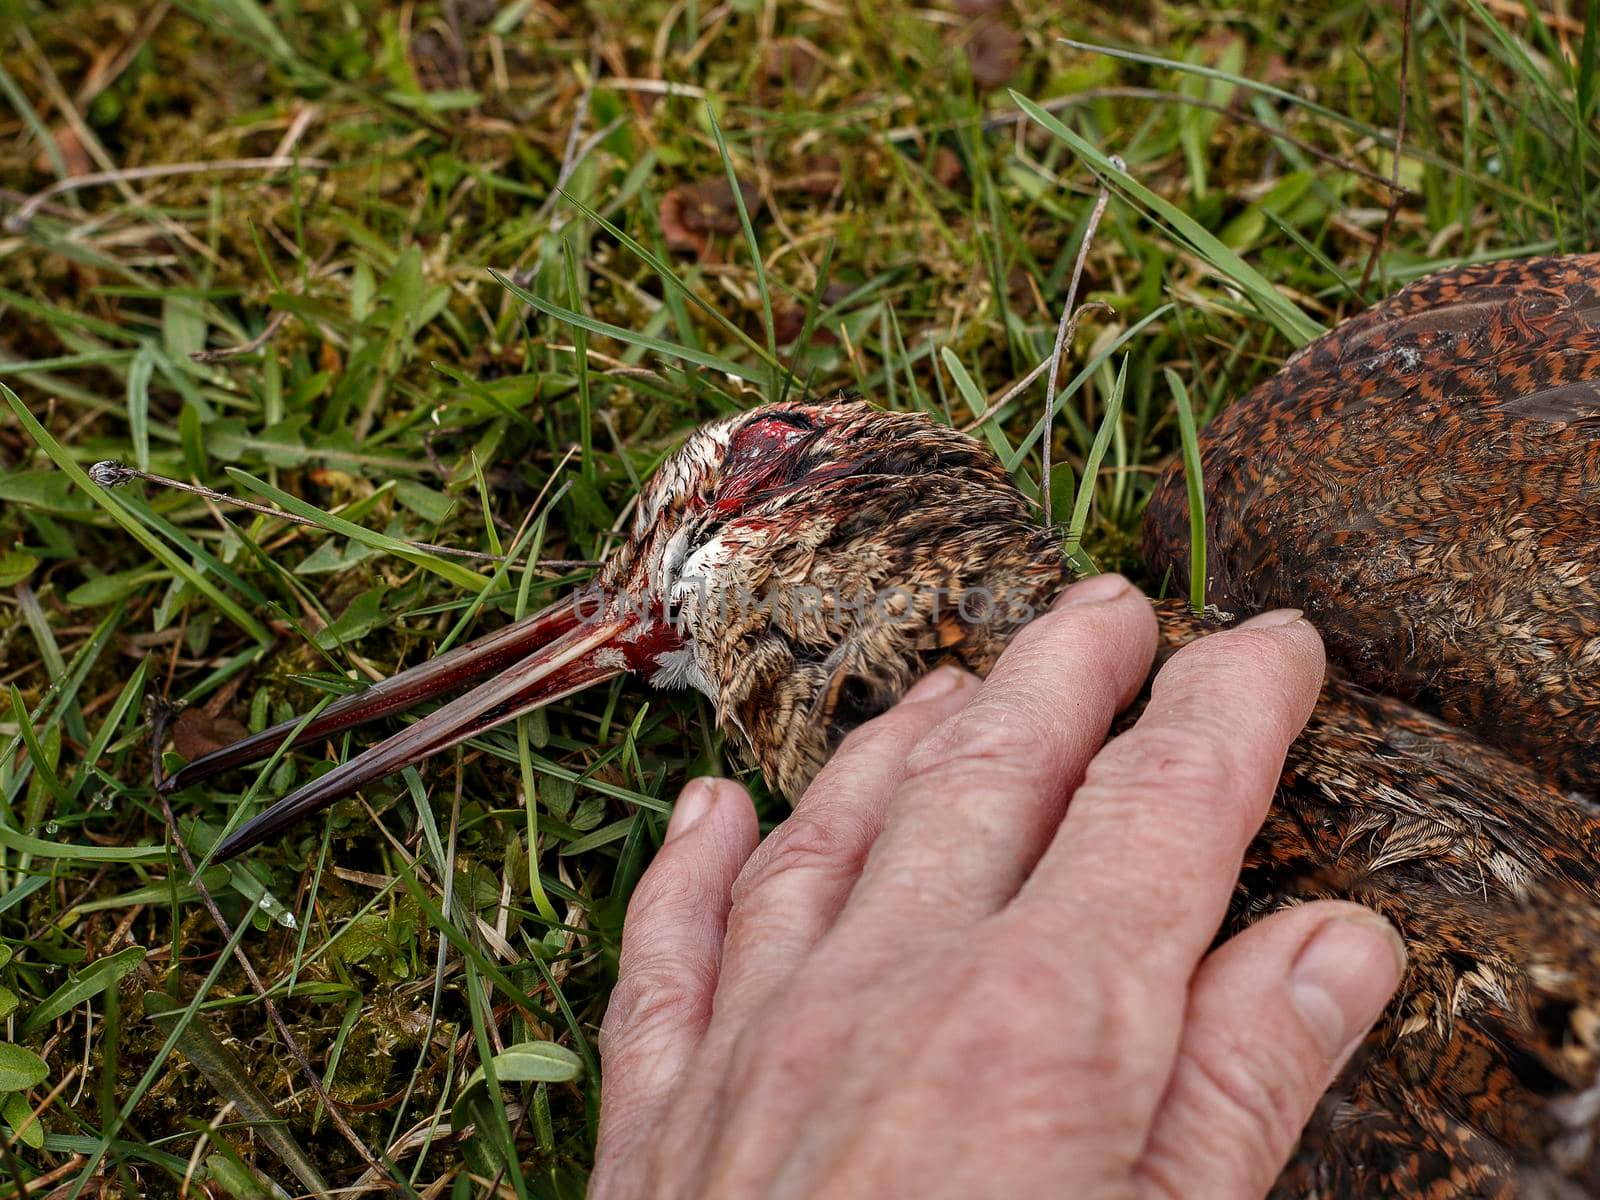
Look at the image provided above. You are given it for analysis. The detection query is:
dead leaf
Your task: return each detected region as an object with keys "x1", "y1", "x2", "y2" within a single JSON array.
[
  {"x1": 660, "y1": 177, "x2": 764, "y2": 257},
  {"x1": 34, "y1": 126, "x2": 92, "y2": 177},
  {"x1": 759, "y1": 37, "x2": 823, "y2": 99},
  {"x1": 411, "y1": 27, "x2": 460, "y2": 93},
  {"x1": 172, "y1": 708, "x2": 249, "y2": 762},
  {"x1": 933, "y1": 145, "x2": 964, "y2": 188},
  {"x1": 965, "y1": 19, "x2": 1023, "y2": 90},
  {"x1": 1261, "y1": 54, "x2": 1297, "y2": 86},
  {"x1": 771, "y1": 307, "x2": 838, "y2": 350},
  {"x1": 774, "y1": 282, "x2": 853, "y2": 347},
  {"x1": 1007, "y1": 264, "x2": 1042, "y2": 316},
  {"x1": 777, "y1": 154, "x2": 842, "y2": 198}
]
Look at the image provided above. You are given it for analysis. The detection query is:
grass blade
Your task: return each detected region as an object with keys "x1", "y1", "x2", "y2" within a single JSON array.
[
  {"x1": 1165, "y1": 368, "x2": 1208, "y2": 614},
  {"x1": 226, "y1": 468, "x2": 488, "y2": 593},
  {"x1": 1004, "y1": 303, "x2": 1173, "y2": 469},
  {"x1": 494, "y1": 270, "x2": 766, "y2": 385},
  {"x1": 1012, "y1": 92, "x2": 1323, "y2": 346},
  {"x1": 23, "y1": 946, "x2": 146, "y2": 1036},
  {"x1": 1065, "y1": 355, "x2": 1128, "y2": 561},
  {"x1": 3, "y1": 385, "x2": 271, "y2": 644},
  {"x1": 707, "y1": 104, "x2": 777, "y2": 396},
  {"x1": 554, "y1": 185, "x2": 784, "y2": 374},
  {"x1": 145, "y1": 991, "x2": 333, "y2": 1198},
  {"x1": 940, "y1": 348, "x2": 1016, "y2": 466},
  {"x1": 127, "y1": 345, "x2": 154, "y2": 473}
]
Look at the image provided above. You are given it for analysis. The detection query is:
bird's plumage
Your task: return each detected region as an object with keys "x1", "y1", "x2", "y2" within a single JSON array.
[
  {"x1": 167, "y1": 254, "x2": 1600, "y2": 1196},
  {"x1": 1145, "y1": 606, "x2": 1600, "y2": 1199},
  {"x1": 595, "y1": 400, "x2": 1068, "y2": 797},
  {"x1": 1143, "y1": 253, "x2": 1600, "y2": 795}
]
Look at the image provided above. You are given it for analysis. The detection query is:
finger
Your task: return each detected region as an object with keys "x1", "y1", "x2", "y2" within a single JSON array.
[
  {"x1": 1015, "y1": 609, "x2": 1324, "y2": 986},
  {"x1": 710, "y1": 666, "x2": 982, "y2": 1026},
  {"x1": 591, "y1": 778, "x2": 758, "y2": 1199},
  {"x1": 1136, "y1": 902, "x2": 1406, "y2": 1199},
  {"x1": 843, "y1": 573, "x2": 1157, "y2": 926}
]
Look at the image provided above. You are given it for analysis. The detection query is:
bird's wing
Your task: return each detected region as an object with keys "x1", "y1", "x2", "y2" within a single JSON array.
[
  {"x1": 1144, "y1": 254, "x2": 1600, "y2": 791},
  {"x1": 1270, "y1": 882, "x2": 1600, "y2": 1200}
]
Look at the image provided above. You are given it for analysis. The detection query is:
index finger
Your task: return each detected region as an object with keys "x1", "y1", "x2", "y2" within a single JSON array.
[{"x1": 1011, "y1": 608, "x2": 1324, "y2": 986}]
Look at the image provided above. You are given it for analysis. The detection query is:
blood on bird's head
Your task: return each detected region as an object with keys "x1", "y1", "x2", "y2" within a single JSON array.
[
  {"x1": 713, "y1": 409, "x2": 821, "y2": 513},
  {"x1": 607, "y1": 401, "x2": 853, "y2": 597}
]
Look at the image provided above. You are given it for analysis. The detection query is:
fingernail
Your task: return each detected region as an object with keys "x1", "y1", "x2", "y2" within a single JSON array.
[
  {"x1": 1239, "y1": 607, "x2": 1304, "y2": 630},
  {"x1": 666, "y1": 778, "x2": 719, "y2": 843},
  {"x1": 1054, "y1": 573, "x2": 1131, "y2": 609},
  {"x1": 903, "y1": 666, "x2": 973, "y2": 703},
  {"x1": 1290, "y1": 914, "x2": 1407, "y2": 1060}
]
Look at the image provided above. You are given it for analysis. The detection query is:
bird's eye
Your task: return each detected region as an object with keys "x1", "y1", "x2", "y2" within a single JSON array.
[
  {"x1": 712, "y1": 411, "x2": 819, "y2": 512},
  {"x1": 727, "y1": 411, "x2": 816, "y2": 464}
]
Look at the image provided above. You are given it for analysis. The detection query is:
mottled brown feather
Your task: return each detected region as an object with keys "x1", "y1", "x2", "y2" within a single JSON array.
[{"x1": 1143, "y1": 254, "x2": 1600, "y2": 794}]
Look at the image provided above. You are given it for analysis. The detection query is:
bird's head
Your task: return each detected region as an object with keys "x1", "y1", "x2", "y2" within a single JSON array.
[{"x1": 167, "y1": 397, "x2": 1070, "y2": 860}]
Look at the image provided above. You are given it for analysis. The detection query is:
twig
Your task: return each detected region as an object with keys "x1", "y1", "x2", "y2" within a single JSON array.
[
  {"x1": 536, "y1": 49, "x2": 604, "y2": 222},
  {"x1": 192, "y1": 243, "x2": 336, "y2": 364},
  {"x1": 4, "y1": 156, "x2": 331, "y2": 233},
  {"x1": 73, "y1": 2, "x2": 171, "y2": 112},
  {"x1": 547, "y1": 117, "x2": 624, "y2": 209},
  {"x1": 964, "y1": 354, "x2": 1056, "y2": 432},
  {"x1": 11, "y1": 1152, "x2": 86, "y2": 1194},
  {"x1": 1359, "y1": 0, "x2": 1415, "y2": 296},
  {"x1": 269, "y1": 103, "x2": 321, "y2": 163},
  {"x1": 600, "y1": 77, "x2": 708, "y2": 99},
  {"x1": 189, "y1": 311, "x2": 291, "y2": 363},
  {"x1": 1040, "y1": 163, "x2": 1118, "y2": 527},
  {"x1": 88, "y1": 462, "x2": 597, "y2": 571},
  {"x1": 888, "y1": 90, "x2": 1396, "y2": 192}
]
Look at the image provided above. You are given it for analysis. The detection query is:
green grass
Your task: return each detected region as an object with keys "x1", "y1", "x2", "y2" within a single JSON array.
[{"x1": 1, "y1": 1, "x2": 1596, "y2": 1195}]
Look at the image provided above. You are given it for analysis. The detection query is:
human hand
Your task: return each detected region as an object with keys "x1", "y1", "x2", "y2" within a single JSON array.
[{"x1": 590, "y1": 574, "x2": 1406, "y2": 1199}]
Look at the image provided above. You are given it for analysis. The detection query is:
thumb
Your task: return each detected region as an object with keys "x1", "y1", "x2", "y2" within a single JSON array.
[{"x1": 1136, "y1": 901, "x2": 1407, "y2": 1199}]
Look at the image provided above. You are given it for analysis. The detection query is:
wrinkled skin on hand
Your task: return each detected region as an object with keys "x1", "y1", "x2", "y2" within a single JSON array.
[{"x1": 590, "y1": 578, "x2": 1408, "y2": 1200}]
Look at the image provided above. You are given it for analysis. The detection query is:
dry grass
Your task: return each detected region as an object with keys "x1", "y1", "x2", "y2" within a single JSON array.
[{"x1": 0, "y1": 0, "x2": 1595, "y2": 1195}]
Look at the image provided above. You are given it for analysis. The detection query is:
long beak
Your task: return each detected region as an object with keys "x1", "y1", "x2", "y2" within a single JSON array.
[{"x1": 170, "y1": 595, "x2": 643, "y2": 862}]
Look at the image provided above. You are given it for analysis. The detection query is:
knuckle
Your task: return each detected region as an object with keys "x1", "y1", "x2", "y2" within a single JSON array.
[
  {"x1": 729, "y1": 814, "x2": 861, "y2": 912},
  {"x1": 832, "y1": 709, "x2": 911, "y2": 761},
  {"x1": 968, "y1": 941, "x2": 1076, "y2": 1012},
  {"x1": 1085, "y1": 724, "x2": 1237, "y2": 804},
  {"x1": 1135, "y1": 1154, "x2": 1200, "y2": 1200},
  {"x1": 1019, "y1": 598, "x2": 1125, "y2": 652},
  {"x1": 1015, "y1": 592, "x2": 1151, "y2": 673},
  {"x1": 1169, "y1": 625, "x2": 1280, "y2": 675},
  {"x1": 602, "y1": 962, "x2": 712, "y2": 1050},
  {"x1": 965, "y1": 935, "x2": 1144, "y2": 1054},
  {"x1": 901, "y1": 705, "x2": 1050, "y2": 786},
  {"x1": 1177, "y1": 1037, "x2": 1307, "y2": 1174},
  {"x1": 624, "y1": 854, "x2": 707, "y2": 927},
  {"x1": 1081, "y1": 721, "x2": 1272, "y2": 850},
  {"x1": 919, "y1": 954, "x2": 1153, "y2": 1135},
  {"x1": 1160, "y1": 627, "x2": 1310, "y2": 715}
]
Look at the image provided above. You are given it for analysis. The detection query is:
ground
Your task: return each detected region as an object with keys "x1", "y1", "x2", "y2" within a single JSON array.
[{"x1": 0, "y1": 1, "x2": 1595, "y2": 1196}]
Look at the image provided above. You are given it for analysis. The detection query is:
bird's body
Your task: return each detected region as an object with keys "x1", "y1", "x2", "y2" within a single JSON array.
[
  {"x1": 1144, "y1": 254, "x2": 1600, "y2": 794},
  {"x1": 1148, "y1": 606, "x2": 1600, "y2": 1199},
  {"x1": 164, "y1": 254, "x2": 1600, "y2": 1197}
]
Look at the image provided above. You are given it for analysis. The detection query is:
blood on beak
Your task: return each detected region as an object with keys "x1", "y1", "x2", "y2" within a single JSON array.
[{"x1": 164, "y1": 592, "x2": 653, "y2": 863}]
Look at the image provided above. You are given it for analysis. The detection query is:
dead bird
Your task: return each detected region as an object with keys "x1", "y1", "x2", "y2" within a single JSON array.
[{"x1": 161, "y1": 256, "x2": 1600, "y2": 1197}]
